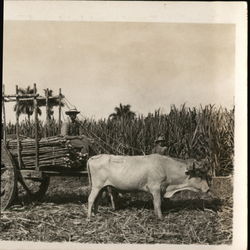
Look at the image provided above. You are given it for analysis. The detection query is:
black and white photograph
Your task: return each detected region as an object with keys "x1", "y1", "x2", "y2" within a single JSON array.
[{"x1": 0, "y1": 1, "x2": 247, "y2": 250}]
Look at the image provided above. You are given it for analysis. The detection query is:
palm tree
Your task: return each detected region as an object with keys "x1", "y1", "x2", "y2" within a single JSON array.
[
  {"x1": 14, "y1": 86, "x2": 42, "y2": 123},
  {"x1": 41, "y1": 89, "x2": 64, "y2": 120},
  {"x1": 109, "y1": 103, "x2": 136, "y2": 121}
]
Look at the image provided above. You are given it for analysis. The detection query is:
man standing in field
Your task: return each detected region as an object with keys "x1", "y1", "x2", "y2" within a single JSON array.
[
  {"x1": 61, "y1": 108, "x2": 81, "y2": 137},
  {"x1": 61, "y1": 108, "x2": 92, "y2": 158},
  {"x1": 151, "y1": 135, "x2": 168, "y2": 155}
]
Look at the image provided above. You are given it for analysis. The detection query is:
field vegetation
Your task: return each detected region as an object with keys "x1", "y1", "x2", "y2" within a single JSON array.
[
  {"x1": 6, "y1": 104, "x2": 234, "y2": 176},
  {"x1": 2, "y1": 102, "x2": 234, "y2": 244}
]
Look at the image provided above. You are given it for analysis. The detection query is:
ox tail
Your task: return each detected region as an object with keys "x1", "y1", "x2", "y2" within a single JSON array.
[{"x1": 87, "y1": 158, "x2": 92, "y2": 191}]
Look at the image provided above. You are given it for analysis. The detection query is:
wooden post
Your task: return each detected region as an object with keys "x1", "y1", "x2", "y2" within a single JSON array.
[
  {"x1": 33, "y1": 83, "x2": 39, "y2": 171},
  {"x1": 45, "y1": 88, "x2": 49, "y2": 137},
  {"x1": 2, "y1": 84, "x2": 7, "y2": 144},
  {"x1": 16, "y1": 85, "x2": 22, "y2": 169},
  {"x1": 58, "y1": 88, "x2": 62, "y2": 134}
]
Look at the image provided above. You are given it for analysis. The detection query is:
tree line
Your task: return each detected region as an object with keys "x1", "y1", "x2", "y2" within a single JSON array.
[{"x1": 14, "y1": 86, "x2": 64, "y2": 123}]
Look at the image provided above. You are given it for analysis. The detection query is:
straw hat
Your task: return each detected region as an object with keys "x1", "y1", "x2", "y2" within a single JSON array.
[
  {"x1": 155, "y1": 135, "x2": 165, "y2": 143},
  {"x1": 65, "y1": 108, "x2": 80, "y2": 115}
]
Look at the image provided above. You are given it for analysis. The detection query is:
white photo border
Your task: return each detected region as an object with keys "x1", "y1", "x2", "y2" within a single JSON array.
[{"x1": 1, "y1": 1, "x2": 247, "y2": 250}]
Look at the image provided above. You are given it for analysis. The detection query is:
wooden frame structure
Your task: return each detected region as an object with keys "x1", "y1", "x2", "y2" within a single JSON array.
[
  {"x1": 2, "y1": 84, "x2": 88, "y2": 177},
  {"x1": 2, "y1": 84, "x2": 63, "y2": 171},
  {"x1": 1, "y1": 84, "x2": 89, "y2": 210}
]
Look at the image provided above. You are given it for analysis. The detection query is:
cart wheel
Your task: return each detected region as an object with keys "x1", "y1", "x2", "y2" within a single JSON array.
[
  {"x1": 18, "y1": 175, "x2": 50, "y2": 201},
  {"x1": 1, "y1": 144, "x2": 18, "y2": 210}
]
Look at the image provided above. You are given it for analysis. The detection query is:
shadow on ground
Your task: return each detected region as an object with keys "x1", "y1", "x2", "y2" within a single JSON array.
[
  {"x1": 114, "y1": 196, "x2": 222, "y2": 213},
  {"x1": 14, "y1": 189, "x2": 223, "y2": 214},
  {"x1": 14, "y1": 176, "x2": 223, "y2": 213}
]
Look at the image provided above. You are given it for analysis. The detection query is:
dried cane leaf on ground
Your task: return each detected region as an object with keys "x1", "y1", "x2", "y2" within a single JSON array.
[{"x1": 0, "y1": 176, "x2": 233, "y2": 244}]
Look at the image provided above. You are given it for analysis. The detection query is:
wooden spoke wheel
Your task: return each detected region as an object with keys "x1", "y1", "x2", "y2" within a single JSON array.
[
  {"x1": 1, "y1": 143, "x2": 18, "y2": 210},
  {"x1": 18, "y1": 175, "x2": 50, "y2": 201}
]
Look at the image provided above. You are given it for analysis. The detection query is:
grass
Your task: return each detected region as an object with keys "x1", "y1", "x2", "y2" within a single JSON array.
[{"x1": 0, "y1": 176, "x2": 233, "y2": 244}]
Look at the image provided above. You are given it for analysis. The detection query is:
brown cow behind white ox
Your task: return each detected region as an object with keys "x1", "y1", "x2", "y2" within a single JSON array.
[{"x1": 87, "y1": 154, "x2": 211, "y2": 219}]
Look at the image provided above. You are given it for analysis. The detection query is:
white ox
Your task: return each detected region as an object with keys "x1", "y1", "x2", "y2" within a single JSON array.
[{"x1": 87, "y1": 154, "x2": 211, "y2": 219}]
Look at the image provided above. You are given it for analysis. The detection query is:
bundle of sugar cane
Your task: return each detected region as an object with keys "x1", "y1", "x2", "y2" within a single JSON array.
[{"x1": 7, "y1": 136, "x2": 86, "y2": 169}]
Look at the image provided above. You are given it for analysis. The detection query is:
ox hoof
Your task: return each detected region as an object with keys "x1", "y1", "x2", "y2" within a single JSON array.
[{"x1": 156, "y1": 214, "x2": 163, "y2": 220}]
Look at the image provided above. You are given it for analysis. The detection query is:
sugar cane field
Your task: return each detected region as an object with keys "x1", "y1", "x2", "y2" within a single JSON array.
[{"x1": 1, "y1": 104, "x2": 234, "y2": 244}]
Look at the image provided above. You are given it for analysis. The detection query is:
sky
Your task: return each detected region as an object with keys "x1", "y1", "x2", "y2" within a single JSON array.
[{"x1": 3, "y1": 21, "x2": 235, "y2": 122}]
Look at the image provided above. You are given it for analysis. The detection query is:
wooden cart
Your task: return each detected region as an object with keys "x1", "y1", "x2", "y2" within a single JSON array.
[{"x1": 1, "y1": 84, "x2": 88, "y2": 210}]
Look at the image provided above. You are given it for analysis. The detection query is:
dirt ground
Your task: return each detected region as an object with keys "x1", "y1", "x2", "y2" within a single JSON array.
[{"x1": 0, "y1": 176, "x2": 233, "y2": 244}]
